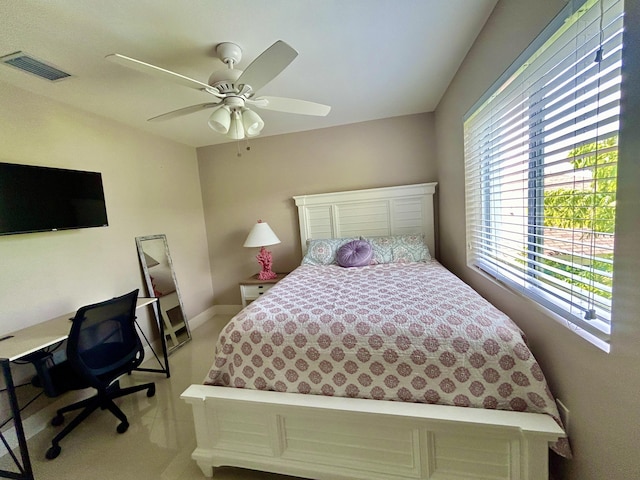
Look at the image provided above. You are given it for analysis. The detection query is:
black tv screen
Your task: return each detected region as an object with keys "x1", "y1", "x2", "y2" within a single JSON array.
[{"x1": 0, "y1": 162, "x2": 109, "y2": 236}]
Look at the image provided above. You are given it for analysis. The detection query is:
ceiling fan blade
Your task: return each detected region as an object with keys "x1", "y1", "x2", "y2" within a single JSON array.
[
  {"x1": 148, "y1": 103, "x2": 220, "y2": 122},
  {"x1": 237, "y1": 41, "x2": 298, "y2": 92},
  {"x1": 106, "y1": 53, "x2": 222, "y2": 97},
  {"x1": 251, "y1": 96, "x2": 331, "y2": 116}
]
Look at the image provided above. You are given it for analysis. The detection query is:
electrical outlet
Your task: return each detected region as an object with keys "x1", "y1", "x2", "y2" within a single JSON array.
[{"x1": 556, "y1": 399, "x2": 570, "y2": 432}]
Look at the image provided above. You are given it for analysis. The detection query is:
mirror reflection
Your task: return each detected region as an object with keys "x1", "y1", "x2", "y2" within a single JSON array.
[{"x1": 135, "y1": 234, "x2": 191, "y2": 352}]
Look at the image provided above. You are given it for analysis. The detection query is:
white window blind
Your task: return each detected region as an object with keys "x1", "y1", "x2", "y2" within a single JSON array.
[{"x1": 464, "y1": 0, "x2": 623, "y2": 343}]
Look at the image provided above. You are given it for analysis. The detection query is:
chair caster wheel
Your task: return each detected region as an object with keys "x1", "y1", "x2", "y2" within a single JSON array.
[
  {"x1": 117, "y1": 421, "x2": 129, "y2": 434},
  {"x1": 46, "y1": 445, "x2": 61, "y2": 460},
  {"x1": 51, "y1": 414, "x2": 64, "y2": 427},
  {"x1": 147, "y1": 384, "x2": 156, "y2": 397}
]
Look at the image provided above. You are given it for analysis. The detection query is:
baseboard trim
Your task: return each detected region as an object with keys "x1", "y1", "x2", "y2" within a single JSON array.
[{"x1": 211, "y1": 304, "x2": 243, "y2": 316}]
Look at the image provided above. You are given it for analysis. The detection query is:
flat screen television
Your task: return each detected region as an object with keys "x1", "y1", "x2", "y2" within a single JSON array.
[{"x1": 0, "y1": 162, "x2": 109, "y2": 236}]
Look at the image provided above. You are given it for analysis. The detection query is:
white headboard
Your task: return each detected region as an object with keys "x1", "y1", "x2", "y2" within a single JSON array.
[{"x1": 293, "y1": 183, "x2": 437, "y2": 256}]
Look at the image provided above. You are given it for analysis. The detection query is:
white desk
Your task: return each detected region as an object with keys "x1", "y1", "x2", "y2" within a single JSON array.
[{"x1": 0, "y1": 297, "x2": 169, "y2": 480}]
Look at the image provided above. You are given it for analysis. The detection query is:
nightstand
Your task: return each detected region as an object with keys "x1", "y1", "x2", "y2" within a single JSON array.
[{"x1": 240, "y1": 273, "x2": 287, "y2": 307}]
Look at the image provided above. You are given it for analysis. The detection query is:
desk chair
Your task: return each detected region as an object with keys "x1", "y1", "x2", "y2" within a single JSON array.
[{"x1": 40, "y1": 289, "x2": 156, "y2": 460}]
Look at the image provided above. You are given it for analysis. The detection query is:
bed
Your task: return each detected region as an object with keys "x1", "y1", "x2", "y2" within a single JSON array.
[{"x1": 181, "y1": 183, "x2": 569, "y2": 480}]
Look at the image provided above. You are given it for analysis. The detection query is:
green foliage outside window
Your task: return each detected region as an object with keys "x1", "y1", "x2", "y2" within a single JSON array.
[
  {"x1": 538, "y1": 137, "x2": 617, "y2": 301},
  {"x1": 540, "y1": 255, "x2": 614, "y2": 300},
  {"x1": 543, "y1": 137, "x2": 617, "y2": 234}
]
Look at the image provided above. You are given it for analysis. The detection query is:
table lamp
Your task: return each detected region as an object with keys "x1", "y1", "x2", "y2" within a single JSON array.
[{"x1": 243, "y1": 220, "x2": 281, "y2": 280}]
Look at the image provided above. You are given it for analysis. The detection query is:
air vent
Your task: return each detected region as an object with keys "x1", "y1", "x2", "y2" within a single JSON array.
[{"x1": 1, "y1": 51, "x2": 71, "y2": 81}]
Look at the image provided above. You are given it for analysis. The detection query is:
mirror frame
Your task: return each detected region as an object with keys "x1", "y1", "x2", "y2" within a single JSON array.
[{"x1": 135, "y1": 234, "x2": 191, "y2": 353}]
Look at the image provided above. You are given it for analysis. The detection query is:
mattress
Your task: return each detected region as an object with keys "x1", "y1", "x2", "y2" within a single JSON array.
[{"x1": 206, "y1": 261, "x2": 570, "y2": 457}]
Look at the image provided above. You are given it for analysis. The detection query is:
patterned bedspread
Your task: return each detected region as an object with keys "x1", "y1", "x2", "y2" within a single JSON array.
[{"x1": 206, "y1": 261, "x2": 570, "y2": 457}]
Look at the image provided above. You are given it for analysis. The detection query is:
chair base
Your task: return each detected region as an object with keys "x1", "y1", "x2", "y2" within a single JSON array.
[{"x1": 46, "y1": 380, "x2": 156, "y2": 460}]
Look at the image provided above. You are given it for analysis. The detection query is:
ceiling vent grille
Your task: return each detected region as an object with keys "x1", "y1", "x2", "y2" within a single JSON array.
[{"x1": 1, "y1": 51, "x2": 71, "y2": 81}]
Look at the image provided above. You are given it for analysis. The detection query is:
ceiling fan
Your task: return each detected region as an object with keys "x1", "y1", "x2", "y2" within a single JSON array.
[{"x1": 105, "y1": 40, "x2": 331, "y2": 140}]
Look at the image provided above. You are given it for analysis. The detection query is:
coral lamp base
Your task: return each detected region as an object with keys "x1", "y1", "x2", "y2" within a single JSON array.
[{"x1": 256, "y1": 246, "x2": 277, "y2": 280}]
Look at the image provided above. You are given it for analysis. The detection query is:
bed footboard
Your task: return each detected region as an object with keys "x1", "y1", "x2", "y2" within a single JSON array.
[{"x1": 181, "y1": 385, "x2": 564, "y2": 480}]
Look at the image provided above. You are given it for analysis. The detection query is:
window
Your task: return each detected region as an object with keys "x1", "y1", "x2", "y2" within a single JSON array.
[{"x1": 464, "y1": 0, "x2": 623, "y2": 345}]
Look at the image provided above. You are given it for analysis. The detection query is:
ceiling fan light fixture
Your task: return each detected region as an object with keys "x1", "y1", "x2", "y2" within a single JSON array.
[
  {"x1": 208, "y1": 106, "x2": 231, "y2": 134},
  {"x1": 228, "y1": 111, "x2": 245, "y2": 140},
  {"x1": 242, "y1": 108, "x2": 264, "y2": 137}
]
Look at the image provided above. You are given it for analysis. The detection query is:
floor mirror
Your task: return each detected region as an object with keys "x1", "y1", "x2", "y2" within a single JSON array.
[{"x1": 135, "y1": 234, "x2": 191, "y2": 352}]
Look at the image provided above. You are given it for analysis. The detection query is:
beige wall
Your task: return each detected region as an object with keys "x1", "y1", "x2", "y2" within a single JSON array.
[
  {"x1": 197, "y1": 113, "x2": 435, "y2": 305},
  {"x1": 0, "y1": 82, "x2": 214, "y2": 342},
  {"x1": 435, "y1": 1, "x2": 640, "y2": 479}
]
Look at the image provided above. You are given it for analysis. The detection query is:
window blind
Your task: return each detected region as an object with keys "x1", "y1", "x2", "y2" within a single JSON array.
[{"x1": 464, "y1": 0, "x2": 623, "y2": 342}]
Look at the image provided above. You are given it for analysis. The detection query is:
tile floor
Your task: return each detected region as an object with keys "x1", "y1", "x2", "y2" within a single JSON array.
[{"x1": 1, "y1": 315, "x2": 302, "y2": 480}]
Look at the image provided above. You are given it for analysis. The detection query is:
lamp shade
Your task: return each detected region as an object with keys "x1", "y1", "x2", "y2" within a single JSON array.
[
  {"x1": 242, "y1": 108, "x2": 264, "y2": 137},
  {"x1": 243, "y1": 221, "x2": 280, "y2": 247},
  {"x1": 208, "y1": 106, "x2": 231, "y2": 134},
  {"x1": 228, "y1": 111, "x2": 245, "y2": 140}
]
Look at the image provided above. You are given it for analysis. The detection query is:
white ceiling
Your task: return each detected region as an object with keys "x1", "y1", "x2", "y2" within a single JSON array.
[{"x1": 0, "y1": 1, "x2": 497, "y2": 148}]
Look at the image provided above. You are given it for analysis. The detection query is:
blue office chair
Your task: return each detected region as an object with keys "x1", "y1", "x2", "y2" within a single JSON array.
[{"x1": 42, "y1": 289, "x2": 156, "y2": 459}]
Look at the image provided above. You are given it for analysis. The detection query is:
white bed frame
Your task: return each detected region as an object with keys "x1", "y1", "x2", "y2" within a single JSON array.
[{"x1": 181, "y1": 183, "x2": 565, "y2": 480}]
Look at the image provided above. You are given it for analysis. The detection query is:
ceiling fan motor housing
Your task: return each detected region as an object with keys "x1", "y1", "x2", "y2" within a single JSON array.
[{"x1": 208, "y1": 68, "x2": 243, "y2": 94}]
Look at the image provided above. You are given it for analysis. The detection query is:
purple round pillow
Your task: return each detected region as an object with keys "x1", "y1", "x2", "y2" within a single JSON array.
[{"x1": 336, "y1": 240, "x2": 373, "y2": 267}]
